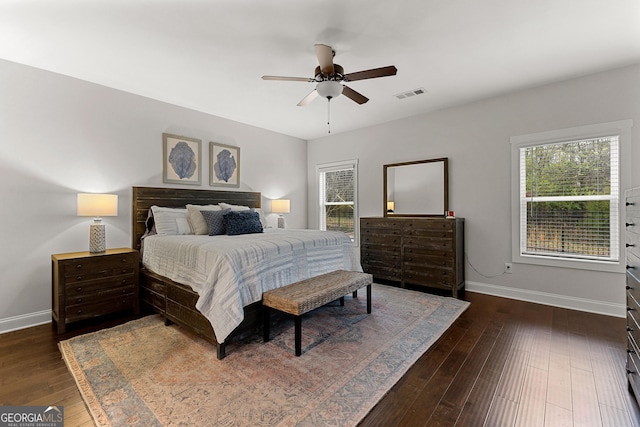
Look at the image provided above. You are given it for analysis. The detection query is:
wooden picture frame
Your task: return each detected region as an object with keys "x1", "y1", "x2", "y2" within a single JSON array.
[
  {"x1": 162, "y1": 133, "x2": 202, "y2": 185},
  {"x1": 210, "y1": 142, "x2": 240, "y2": 187}
]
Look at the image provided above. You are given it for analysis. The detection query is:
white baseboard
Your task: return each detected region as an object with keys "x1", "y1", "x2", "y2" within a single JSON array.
[
  {"x1": 0, "y1": 310, "x2": 51, "y2": 334},
  {"x1": 466, "y1": 281, "x2": 625, "y2": 318}
]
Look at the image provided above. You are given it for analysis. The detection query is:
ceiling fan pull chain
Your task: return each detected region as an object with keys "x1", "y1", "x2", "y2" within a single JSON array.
[{"x1": 327, "y1": 98, "x2": 331, "y2": 134}]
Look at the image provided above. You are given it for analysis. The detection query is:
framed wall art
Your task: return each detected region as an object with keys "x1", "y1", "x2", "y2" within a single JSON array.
[
  {"x1": 162, "y1": 133, "x2": 202, "y2": 185},
  {"x1": 210, "y1": 142, "x2": 240, "y2": 187}
]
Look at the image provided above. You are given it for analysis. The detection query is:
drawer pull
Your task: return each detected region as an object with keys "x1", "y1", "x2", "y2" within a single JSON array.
[
  {"x1": 121, "y1": 258, "x2": 127, "y2": 263},
  {"x1": 76, "y1": 287, "x2": 82, "y2": 292},
  {"x1": 627, "y1": 223, "x2": 635, "y2": 227},
  {"x1": 122, "y1": 279, "x2": 127, "y2": 283},
  {"x1": 122, "y1": 289, "x2": 127, "y2": 293},
  {"x1": 628, "y1": 202, "x2": 635, "y2": 206},
  {"x1": 628, "y1": 327, "x2": 634, "y2": 332},
  {"x1": 628, "y1": 306, "x2": 635, "y2": 312},
  {"x1": 628, "y1": 265, "x2": 635, "y2": 270},
  {"x1": 76, "y1": 298, "x2": 82, "y2": 303},
  {"x1": 628, "y1": 243, "x2": 636, "y2": 247},
  {"x1": 628, "y1": 369, "x2": 636, "y2": 375},
  {"x1": 76, "y1": 264, "x2": 83, "y2": 269},
  {"x1": 628, "y1": 285, "x2": 635, "y2": 290},
  {"x1": 77, "y1": 276, "x2": 83, "y2": 281},
  {"x1": 629, "y1": 348, "x2": 636, "y2": 354},
  {"x1": 77, "y1": 309, "x2": 83, "y2": 314}
]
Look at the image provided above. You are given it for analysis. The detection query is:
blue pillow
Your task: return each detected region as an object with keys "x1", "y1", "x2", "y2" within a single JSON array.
[
  {"x1": 224, "y1": 210, "x2": 264, "y2": 235},
  {"x1": 201, "y1": 208, "x2": 231, "y2": 236}
]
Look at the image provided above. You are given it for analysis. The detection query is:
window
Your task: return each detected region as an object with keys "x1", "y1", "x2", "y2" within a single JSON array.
[
  {"x1": 511, "y1": 120, "x2": 631, "y2": 271},
  {"x1": 317, "y1": 160, "x2": 358, "y2": 244}
]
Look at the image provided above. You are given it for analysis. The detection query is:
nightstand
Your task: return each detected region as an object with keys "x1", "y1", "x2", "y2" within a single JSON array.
[{"x1": 51, "y1": 248, "x2": 139, "y2": 333}]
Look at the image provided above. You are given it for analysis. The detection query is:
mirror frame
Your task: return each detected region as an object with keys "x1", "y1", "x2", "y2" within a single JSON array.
[{"x1": 383, "y1": 157, "x2": 449, "y2": 217}]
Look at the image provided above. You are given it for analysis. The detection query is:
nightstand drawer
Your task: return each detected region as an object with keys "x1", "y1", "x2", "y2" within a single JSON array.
[
  {"x1": 66, "y1": 284, "x2": 136, "y2": 308},
  {"x1": 65, "y1": 275, "x2": 136, "y2": 296},
  {"x1": 62, "y1": 254, "x2": 137, "y2": 277},
  {"x1": 66, "y1": 295, "x2": 137, "y2": 323},
  {"x1": 64, "y1": 266, "x2": 137, "y2": 284}
]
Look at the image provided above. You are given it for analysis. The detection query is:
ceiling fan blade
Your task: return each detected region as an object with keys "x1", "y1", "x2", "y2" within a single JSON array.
[
  {"x1": 297, "y1": 89, "x2": 319, "y2": 106},
  {"x1": 315, "y1": 44, "x2": 335, "y2": 75},
  {"x1": 262, "y1": 75, "x2": 315, "y2": 82},
  {"x1": 344, "y1": 65, "x2": 397, "y2": 82},
  {"x1": 342, "y1": 85, "x2": 369, "y2": 104}
]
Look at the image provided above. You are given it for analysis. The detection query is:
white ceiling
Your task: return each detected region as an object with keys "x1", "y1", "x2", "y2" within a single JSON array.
[{"x1": 1, "y1": 0, "x2": 639, "y2": 141}]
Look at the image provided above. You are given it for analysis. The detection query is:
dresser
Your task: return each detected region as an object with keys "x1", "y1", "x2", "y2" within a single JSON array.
[
  {"x1": 626, "y1": 188, "x2": 640, "y2": 400},
  {"x1": 51, "y1": 248, "x2": 139, "y2": 333},
  {"x1": 360, "y1": 217, "x2": 465, "y2": 297}
]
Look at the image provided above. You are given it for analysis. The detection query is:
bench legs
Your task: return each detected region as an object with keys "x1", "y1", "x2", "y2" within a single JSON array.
[
  {"x1": 264, "y1": 286, "x2": 372, "y2": 356},
  {"x1": 294, "y1": 316, "x2": 302, "y2": 356}
]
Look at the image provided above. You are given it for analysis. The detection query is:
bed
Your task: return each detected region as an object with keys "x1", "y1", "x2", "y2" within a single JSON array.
[{"x1": 131, "y1": 186, "x2": 359, "y2": 359}]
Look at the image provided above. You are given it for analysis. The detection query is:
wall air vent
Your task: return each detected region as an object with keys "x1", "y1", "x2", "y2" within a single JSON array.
[{"x1": 394, "y1": 87, "x2": 427, "y2": 100}]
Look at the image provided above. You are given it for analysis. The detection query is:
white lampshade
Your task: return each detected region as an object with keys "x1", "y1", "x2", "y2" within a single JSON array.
[
  {"x1": 77, "y1": 193, "x2": 118, "y2": 253},
  {"x1": 271, "y1": 199, "x2": 291, "y2": 214},
  {"x1": 77, "y1": 193, "x2": 118, "y2": 217},
  {"x1": 316, "y1": 81, "x2": 343, "y2": 99}
]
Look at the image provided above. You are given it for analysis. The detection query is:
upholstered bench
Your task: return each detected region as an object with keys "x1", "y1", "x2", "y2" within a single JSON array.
[{"x1": 263, "y1": 270, "x2": 373, "y2": 356}]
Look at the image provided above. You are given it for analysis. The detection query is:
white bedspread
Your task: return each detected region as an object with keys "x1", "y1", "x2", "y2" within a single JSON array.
[{"x1": 142, "y1": 229, "x2": 361, "y2": 343}]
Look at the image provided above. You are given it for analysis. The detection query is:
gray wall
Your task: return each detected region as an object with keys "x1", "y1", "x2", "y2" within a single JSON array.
[
  {"x1": 0, "y1": 59, "x2": 308, "y2": 332},
  {"x1": 307, "y1": 64, "x2": 640, "y2": 317}
]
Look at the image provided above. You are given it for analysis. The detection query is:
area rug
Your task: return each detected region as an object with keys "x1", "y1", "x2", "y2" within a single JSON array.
[{"x1": 59, "y1": 284, "x2": 469, "y2": 426}]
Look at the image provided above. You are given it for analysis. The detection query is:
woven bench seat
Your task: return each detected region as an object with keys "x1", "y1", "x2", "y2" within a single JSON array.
[{"x1": 263, "y1": 270, "x2": 372, "y2": 356}]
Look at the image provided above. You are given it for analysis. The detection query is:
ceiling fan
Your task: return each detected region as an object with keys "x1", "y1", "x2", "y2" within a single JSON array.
[{"x1": 262, "y1": 44, "x2": 397, "y2": 107}]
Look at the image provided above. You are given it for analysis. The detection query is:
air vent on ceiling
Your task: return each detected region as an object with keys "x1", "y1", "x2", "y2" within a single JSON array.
[{"x1": 394, "y1": 87, "x2": 427, "y2": 100}]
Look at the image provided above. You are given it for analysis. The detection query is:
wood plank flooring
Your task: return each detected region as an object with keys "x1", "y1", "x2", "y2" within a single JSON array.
[{"x1": 1, "y1": 290, "x2": 639, "y2": 426}]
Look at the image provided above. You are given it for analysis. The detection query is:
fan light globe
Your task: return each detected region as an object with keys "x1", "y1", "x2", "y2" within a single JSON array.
[{"x1": 317, "y1": 81, "x2": 343, "y2": 99}]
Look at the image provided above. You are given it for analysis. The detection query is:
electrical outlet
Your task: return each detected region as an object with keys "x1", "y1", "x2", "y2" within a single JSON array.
[{"x1": 505, "y1": 263, "x2": 513, "y2": 274}]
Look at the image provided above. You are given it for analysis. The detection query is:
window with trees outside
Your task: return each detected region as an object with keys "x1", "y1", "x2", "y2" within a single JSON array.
[
  {"x1": 511, "y1": 121, "x2": 631, "y2": 271},
  {"x1": 317, "y1": 160, "x2": 358, "y2": 244}
]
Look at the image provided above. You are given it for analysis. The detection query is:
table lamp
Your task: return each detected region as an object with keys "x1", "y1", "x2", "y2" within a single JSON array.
[
  {"x1": 77, "y1": 193, "x2": 118, "y2": 253},
  {"x1": 387, "y1": 201, "x2": 395, "y2": 213},
  {"x1": 271, "y1": 199, "x2": 290, "y2": 229}
]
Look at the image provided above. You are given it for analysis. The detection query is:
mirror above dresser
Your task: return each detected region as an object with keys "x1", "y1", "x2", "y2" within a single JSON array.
[{"x1": 383, "y1": 157, "x2": 448, "y2": 217}]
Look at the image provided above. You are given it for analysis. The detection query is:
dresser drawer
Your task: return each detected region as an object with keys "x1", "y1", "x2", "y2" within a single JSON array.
[
  {"x1": 361, "y1": 231, "x2": 401, "y2": 246},
  {"x1": 405, "y1": 219, "x2": 454, "y2": 231},
  {"x1": 404, "y1": 252, "x2": 454, "y2": 268},
  {"x1": 404, "y1": 267, "x2": 454, "y2": 289},
  {"x1": 361, "y1": 218, "x2": 405, "y2": 229},
  {"x1": 403, "y1": 235, "x2": 453, "y2": 250}
]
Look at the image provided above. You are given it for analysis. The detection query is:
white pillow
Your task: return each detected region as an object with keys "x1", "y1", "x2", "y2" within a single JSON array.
[
  {"x1": 150, "y1": 206, "x2": 192, "y2": 235},
  {"x1": 218, "y1": 203, "x2": 267, "y2": 228},
  {"x1": 218, "y1": 202, "x2": 250, "y2": 211},
  {"x1": 186, "y1": 204, "x2": 222, "y2": 235}
]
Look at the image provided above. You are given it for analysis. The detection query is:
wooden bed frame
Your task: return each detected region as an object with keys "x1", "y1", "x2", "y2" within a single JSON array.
[{"x1": 131, "y1": 186, "x2": 263, "y2": 359}]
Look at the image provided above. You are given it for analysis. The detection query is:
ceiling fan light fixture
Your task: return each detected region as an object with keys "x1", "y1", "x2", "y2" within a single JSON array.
[{"x1": 316, "y1": 81, "x2": 343, "y2": 99}]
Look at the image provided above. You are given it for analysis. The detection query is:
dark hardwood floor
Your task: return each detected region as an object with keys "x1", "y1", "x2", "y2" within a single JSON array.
[{"x1": 1, "y1": 290, "x2": 639, "y2": 426}]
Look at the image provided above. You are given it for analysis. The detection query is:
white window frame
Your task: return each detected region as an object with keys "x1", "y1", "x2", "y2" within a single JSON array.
[
  {"x1": 510, "y1": 120, "x2": 632, "y2": 273},
  {"x1": 316, "y1": 159, "x2": 359, "y2": 246}
]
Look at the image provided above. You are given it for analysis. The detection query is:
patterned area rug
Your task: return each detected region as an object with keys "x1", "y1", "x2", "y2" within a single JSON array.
[{"x1": 59, "y1": 284, "x2": 469, "y2": 426}]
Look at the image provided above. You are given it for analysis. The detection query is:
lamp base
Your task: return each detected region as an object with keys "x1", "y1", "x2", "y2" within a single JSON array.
[
  {"x1": 89, "y1": 220, "x2": 106, "y2": 253},
  {"x1": 277, "y1": 216, "x2": 285, "y2": 229}
]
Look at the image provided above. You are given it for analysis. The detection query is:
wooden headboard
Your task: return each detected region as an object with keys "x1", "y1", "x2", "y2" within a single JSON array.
[{"x1": 131, "y1": 186, "x2": 262, "y2": 251}]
